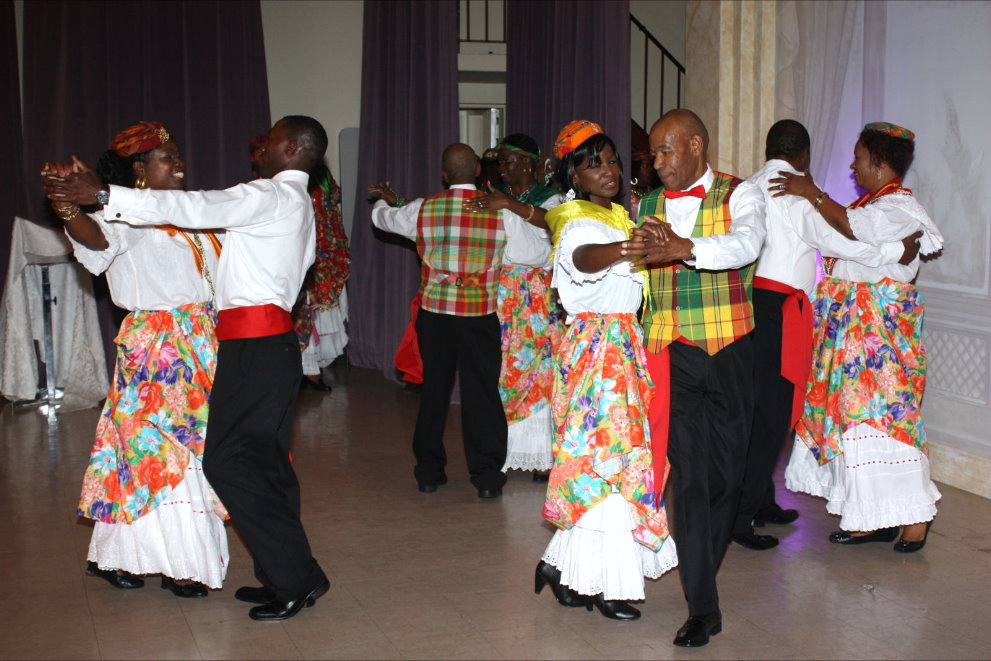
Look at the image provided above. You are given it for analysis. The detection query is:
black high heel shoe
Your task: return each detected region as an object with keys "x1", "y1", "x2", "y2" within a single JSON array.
[
  {"x1": 161, "y1": 576, "x2": 208, "y2": 598},
  {"x1": 301, "y1": 376, "x2": 332, "y2": 392},
  {"x1": 86, "y1": 561, "x2": 144, "y2": 589},
  {"x1": 590, "y1": 593, "x2": 641, "y2": 621},
  {"x1": 894, "y1": 520, "x2": 932, "y2": 553},
  {"x1": 534, "y1": 561, "x2": 589, "y2": 608}
]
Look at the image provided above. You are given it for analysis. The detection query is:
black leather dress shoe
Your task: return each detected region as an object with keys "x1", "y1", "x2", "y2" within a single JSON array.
[
  {"x1": 673, "y1": 612, "x2": 722, "y2": 647},
  {"x1": 477, "y1": 487, "x2": 502, "y2": 499},
  {"x1": 829, "y1": 527, "x2": 899, "y2": 544},
  {"x1": 236, "y1": 584, "x2": 316, "y2": 607},
  {"x1": 418, "y1": 474, "x2": 448, "y2": 493},
  {"x1": 753, "y1": 503, "x2": 800, "y2": 526},
  {"x1": 591, "y1": 594, "x2": 641, "y2": 620},
  {"x1": 301, "y1": 376, "x2": 332, "y2": 392},
  {"x1": 248, "y1": 577, "x2": 330, "y2": 621},
  {"x1": 732, "y1": 531, "x2": 779, "y2": 550},
  {"x1": 532, "y1": 472, "x2": 550, "y2": 483},
  {"x1": 161, "y1": 576, "x2": 208, "y2": 598},
  {"x1": 86, "y1": 561, "x2": 144, "y2": 589}
]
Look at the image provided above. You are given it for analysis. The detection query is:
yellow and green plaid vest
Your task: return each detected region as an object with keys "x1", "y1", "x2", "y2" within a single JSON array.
[
  {"x1": 416, "y1": 188, "x2": 505, "y2": 317},
  {"x1": 638, "y1": 172, "x2": 754, "y2": 355}
]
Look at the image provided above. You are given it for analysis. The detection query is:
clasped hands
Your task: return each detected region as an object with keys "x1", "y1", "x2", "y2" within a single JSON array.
[
  {"x1": 41, "y1": 156, "x2": 103, "y2": 206},
  {"x1": 620, "y1": 218, "x2": 695, "y2": 267}
]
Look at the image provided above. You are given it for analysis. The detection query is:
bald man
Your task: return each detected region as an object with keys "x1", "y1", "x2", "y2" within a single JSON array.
[
  {"x1": 623, "y1": 109, "x2": 766, "y2": 647},
  {"x1": 369, "y1": 144, "x2": 515, "y2": 498}
]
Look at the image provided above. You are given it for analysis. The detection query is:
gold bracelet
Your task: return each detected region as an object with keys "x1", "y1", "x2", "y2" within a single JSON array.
[
  {"x1": 523, "y1": 203, "x2": 535, "y2": 222},
  {"x1": 813, "y1": 191, "x2": 828, "y2": 211},
  {"x1": 55, "y1": 204, "x2": 81, "y2": 222}
]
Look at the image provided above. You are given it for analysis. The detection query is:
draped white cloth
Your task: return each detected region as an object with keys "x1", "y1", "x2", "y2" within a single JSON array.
[{"x1": 0, "y1": 217, "x2": 107, "y2": 410}]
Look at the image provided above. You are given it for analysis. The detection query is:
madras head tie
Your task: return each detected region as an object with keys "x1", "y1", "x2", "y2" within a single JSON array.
[
  {"x1": 553, "y1": 119, "x2": 604, "y2": 159},
  {"x1": 663, "y1": 185, "x2": 706, "y2": 199},
  {"x1": 111, "y1": 121, "x2": 171, "y2": 157},
  {"x1": 863, "y1": 121, "x2": 915, "y2": 142}
]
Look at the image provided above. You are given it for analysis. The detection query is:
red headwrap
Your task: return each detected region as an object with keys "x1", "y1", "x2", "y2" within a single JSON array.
[
  {"x1": 111, "y1": 121, "x2": 171, "y2": 157},
  {"x1": 553, "y1": 119, "x2": 603, "y2": 159}
]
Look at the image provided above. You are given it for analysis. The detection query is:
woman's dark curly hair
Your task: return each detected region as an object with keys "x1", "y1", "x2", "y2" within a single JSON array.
[
  {"x1": 500, "y1": 133, "x2": 540, "y2": 163},
  {"x1": 554, "y1": 132, "x2": 624, "y2": 202},
  {"x1": 859, "y1": 128, "x2": 915, "y2": 177},
  {"x1": 95, "y1": 149, "x2": 150, "y2": 187}
]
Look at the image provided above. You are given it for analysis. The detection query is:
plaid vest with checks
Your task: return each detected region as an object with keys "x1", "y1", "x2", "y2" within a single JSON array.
[
  {"x1": 416, "y1": 188, "x2": 505, "y2": 316},
  {"x1": 638, "y1": 172, "x2": 754, "y2": 355}
]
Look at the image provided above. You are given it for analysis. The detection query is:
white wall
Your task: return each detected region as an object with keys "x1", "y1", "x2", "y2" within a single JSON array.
[{"x1": 260, "y1": 0, "x2": 363, "y2": 181}]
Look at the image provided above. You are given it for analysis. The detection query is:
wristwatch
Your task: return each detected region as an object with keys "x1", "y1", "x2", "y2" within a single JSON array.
[{"x1": 95, "y1": 189, "x2": 109, "y2": 205}]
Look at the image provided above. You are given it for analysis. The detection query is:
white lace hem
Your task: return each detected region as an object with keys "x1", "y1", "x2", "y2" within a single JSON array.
[
  {"x1": 87, "y1": 452, "x2": 229, "y2": 588},
  {"x1": 503, "y1": 405, "x2": 553, "y2": 471},
  {"x1": 541, "y1": 493, "x2": 678, "y2": 600},
  {"x1": 785, "y1": 423, "x2": 941, "y2": 531}
]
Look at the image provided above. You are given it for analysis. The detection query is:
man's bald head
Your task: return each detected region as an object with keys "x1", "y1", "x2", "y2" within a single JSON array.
[
  {"x1": 442, "y1": 143, "x2": 480, "y2": 185},
  {"x1": 648, "y1": 109, "x2": 710, "y2": 191}
]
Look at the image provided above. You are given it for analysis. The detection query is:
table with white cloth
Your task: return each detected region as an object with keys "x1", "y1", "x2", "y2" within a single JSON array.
[{"x1": 0, "y1": 216, "x2": 108, "y2": 411}]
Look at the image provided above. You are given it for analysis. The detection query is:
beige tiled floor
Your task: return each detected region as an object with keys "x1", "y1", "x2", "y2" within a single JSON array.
[{"x1": 3, "y1": 366, "x2": 990, "y2": 660}]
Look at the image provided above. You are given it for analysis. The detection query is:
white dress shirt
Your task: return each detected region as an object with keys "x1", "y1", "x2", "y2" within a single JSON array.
[
  {"x1": 838, "y1": 192, "x2": 943, "y2": 284},
  {"x1": 656, "y1": 166, "x2": 766, "y2": 271},
  {"x1": 747, "y1": 159, "x2": 904, "y2": 295},
  {"x1": 501, "y1": 193, "x2": 562, "y2": 270},
  {"x1": 67, "y1": 210, "x2": 219, "y2": 311},
  {"x1": 371, "y1": 183, "x2": 552, "y2": 266},
  {"x1": 552, "y1": 218, "x2": 643, "y2": 319},
  {"x1": 104, "y1": 170, "x2": 315, "y2": 312}
]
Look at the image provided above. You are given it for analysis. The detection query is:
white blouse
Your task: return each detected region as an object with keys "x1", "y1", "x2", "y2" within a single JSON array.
[
  {"x1": 67, "y1": 210, "x2": 219, "y2": 312},
  {"x1": 552, "y1": 218, "x2": 643, "y2": 319},
  {"x1": 836, "y1": 192, "x2": 943, "y2": 283}
]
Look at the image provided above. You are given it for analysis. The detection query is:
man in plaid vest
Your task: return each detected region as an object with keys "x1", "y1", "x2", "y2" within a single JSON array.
[
  {"x1": 626, "y1": 109, "x2": 766, "y2": 647},
  {"x1": 369, "y1": 144, "x2": 510, "y2": 499}
]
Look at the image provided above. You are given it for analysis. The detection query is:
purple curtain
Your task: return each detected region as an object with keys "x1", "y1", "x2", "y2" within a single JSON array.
[
  {"x1": 21, "y1": 0, "x2": 270, "y2": 218},
  {"x1": 347, "y1": 0, "x2": 460, "y2": 376},
  {"x1": 18, "y1": 0, "x2": 270, "y2": 367},
  {"x1": 0, "y1": 0, "x2": 29, "y2": 299},
  {"x1": 506, "y1": 0, "x2": 631, "y2": 195}
]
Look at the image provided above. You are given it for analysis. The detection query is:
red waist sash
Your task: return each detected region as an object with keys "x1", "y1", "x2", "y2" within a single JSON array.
[
  {"x1": 216, "y1": 304, "x2": 292, "y2": 341},
  {"x1": 644, "y1": 335, "x2": 693, "y2": 510},
  {"x1": 754, "y1": 276, "x2": 813, "y2": 427}
]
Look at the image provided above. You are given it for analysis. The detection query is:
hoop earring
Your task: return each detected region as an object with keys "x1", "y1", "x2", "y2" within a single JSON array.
[{"x1": 135, "y1": 175, "x2": 147, "y2": 189}]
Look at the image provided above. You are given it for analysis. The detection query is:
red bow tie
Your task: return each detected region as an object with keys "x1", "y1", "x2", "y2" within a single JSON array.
[{"x1": 663, "y1": 185, "x2": 706, "y2": 199}]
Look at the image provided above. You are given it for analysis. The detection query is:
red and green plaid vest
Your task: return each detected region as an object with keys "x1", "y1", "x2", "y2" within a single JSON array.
[
  {"x1": 416, "y1": 188, "x2": 505, "y2": 316},
  {"x1": 638, "y1": 172, "x2": 754, "y2": 355}
]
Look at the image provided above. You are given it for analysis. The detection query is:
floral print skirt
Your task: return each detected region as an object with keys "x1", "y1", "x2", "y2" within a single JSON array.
[
  {"x1": 498, "y1": 266, "x2": 563, "y2": 471},
  {"x1": 78, "y1": 302, "x2": 226, "y2": 524},
  {"x1": 795, "y1": 277, "x2": 927, "y2": 465},
  {"x1": 542, "y1": 312, "x2": 671, "y2": 552}
]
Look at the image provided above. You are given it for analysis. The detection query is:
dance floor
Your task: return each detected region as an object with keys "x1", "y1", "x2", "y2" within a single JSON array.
[{"x1": 2, "y1": 365, "x2": 989, "y2": 660}]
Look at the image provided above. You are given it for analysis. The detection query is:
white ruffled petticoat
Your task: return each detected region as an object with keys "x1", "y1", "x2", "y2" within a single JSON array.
[
  {"x1": 785, "y1": 423, "x2": 941, "y2": 532},
  {"x1": 541, "y1": 493, "x2": 678, "y2": 601},
  {"x1": 87, "y1": 450, "x2": 229, "y2": 588},
  {"x1": 502, "y1": 405, "x2": 553, "y2": 472}
]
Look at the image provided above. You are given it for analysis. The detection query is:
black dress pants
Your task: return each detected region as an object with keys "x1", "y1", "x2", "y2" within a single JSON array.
[
  {"x1": 412, "y1": 309, "x2": 507, "y2": 491},
  {"x1": 734, "y1": 289, "x2": 794, "y2": 534},
  {"x1": 203, "y1": 331, "x2": 325, "y2": 603},
  {"x1": 666, "y1": 336, "x2": 753, "y2": 616}
]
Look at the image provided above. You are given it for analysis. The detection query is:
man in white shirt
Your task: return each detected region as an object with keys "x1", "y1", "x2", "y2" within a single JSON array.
[
  {"x1": 623, "y1": 109, "x2": 765, "y2": 648},
  {"x1": 368, "y1": 144, "x2": 526, "y2": 499},
  {"x1": 732, "y1": 120, "x2": 920, "y2": 551},
  {"x1": 49, "y1": 116, "x2": 331, "y2": 622}
]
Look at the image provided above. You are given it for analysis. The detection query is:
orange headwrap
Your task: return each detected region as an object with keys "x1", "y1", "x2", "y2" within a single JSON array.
[
  {"x1": 553, "y1": 119, "x2": 603, "y2": 159},
  {"x1": 111, "y1": 121, "x2": 171, "y2": 157}
]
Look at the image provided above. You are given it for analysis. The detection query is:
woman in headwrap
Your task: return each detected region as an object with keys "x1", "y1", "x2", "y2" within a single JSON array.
[
  {"x1": 41, "y1": 121, "x2": 228, "y2": 595},
  {"x1": 773, "y1": 122, "x2": 943, "y2": 552},
  {"x1": 534, "y1": 121, "x2": 677, "y2": 621},
  {"x1": 465, "y1": 134, "x2": 564, "y2": 478}
]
